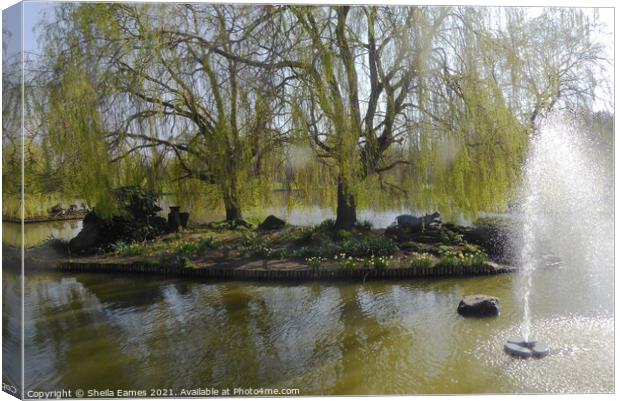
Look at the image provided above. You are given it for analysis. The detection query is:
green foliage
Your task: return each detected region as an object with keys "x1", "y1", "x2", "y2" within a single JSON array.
[
  {"x1": 115, "y1": 187, "x2": 161, "y2": 218},
  {"x1": 25, "y1": 4, "x2": 609, "y2": 226},
  {"x1": 113, "y1": 241, "x2": 150, "y2": 257},
  {"x1": 240, "y1": 236, "x2": 280, "y2": 259},
  {"x1": 334, "y1": 229, "x2": 353, "y2": 241},
  {"x1": 409, "y1": 253, "x2": 435, "y2": 269},
  {"x1": 474, "y1": 216, "x2": 512, "y2": 230},
  {"x1": 437, "y1": 245, "x2": 488, "y2": 267},
  {"x1": 176, "y1": 237, "x2": 218, "y2": 257},
  {"x1": 366, "y1": 255, "x2": 392, "y2": 270},
  {"x1": 320, "y1": 236, "x2": 398, "y2": 259},
  {"x1": 439, "y1": 228, "x2": 464, "y2": 244},
  {"x1": 293, "y1": 228, "x2": 315, "y2": 246},
  {"x1": 355, "y1": 220, "x2": 374, "y2": 232},
  {"x1": 335, "y1": 254, "x2": 361, "y2": 270},
  {"x1": 45, "y1": 65, "x2": 119, "y2": 218},
  {"x1": 317, "y1": 219, "x2": 336, "y2": 232},
  {"x1": 305, "y1": 256, "x2": 326, "y2": 270}
]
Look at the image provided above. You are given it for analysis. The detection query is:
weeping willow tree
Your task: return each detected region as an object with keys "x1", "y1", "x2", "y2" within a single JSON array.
[
  {"x1": 33, "y1": 4, "x2": 609, "y2": 224},
  {"x1": 43, "y1": 64, "x2": 118, "y2": 217},
  {"x1": 256, "y1": 6, "x2": 452, "y2": 229},
  {"x1": 400, "y1": 7, "x2": 530, "y2": 217},
  {"x1": 2, "y1": 31, "x2": 71, "y2": 218},
  {"x1": 265, "y1": 5, "x2": 531, "y2": 226},
  {"x1": 2, "y1": 46, "x2": 22, "y2": 214},
  {"x1": 496, "y1": 8, "x2": 609, "y2": 128},
  {"x1": 40, "y1": 3, "x2": 288, "y2": 221}
]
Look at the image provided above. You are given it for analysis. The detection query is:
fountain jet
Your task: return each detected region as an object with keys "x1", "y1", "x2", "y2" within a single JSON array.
[{"x1": 505, "y1": 114, "x2": 613, "y2": 359}]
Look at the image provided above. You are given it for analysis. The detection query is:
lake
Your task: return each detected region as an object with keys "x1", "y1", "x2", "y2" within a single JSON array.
[{"x1": 2, "y1": 218, "x2": 614, "y2": 395}]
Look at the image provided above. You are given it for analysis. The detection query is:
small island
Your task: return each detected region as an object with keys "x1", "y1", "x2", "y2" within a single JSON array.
[{"x1": 56, "y1": 188, "x2": 514, "y2": 280}]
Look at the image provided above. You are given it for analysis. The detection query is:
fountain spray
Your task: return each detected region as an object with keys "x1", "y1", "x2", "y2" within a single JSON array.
[{"x1": 504, "y1": 113, "x2": 613, "y2": 359}]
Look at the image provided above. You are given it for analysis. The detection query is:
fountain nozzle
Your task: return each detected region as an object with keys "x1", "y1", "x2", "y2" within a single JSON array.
[{"x1": 504, "y1": 337, "x2": 549, "y2": 358}]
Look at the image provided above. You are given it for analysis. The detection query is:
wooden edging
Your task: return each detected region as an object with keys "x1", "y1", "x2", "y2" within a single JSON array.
[{"x1": 56, "y1": 261, "x2": 515, "y2": 281}]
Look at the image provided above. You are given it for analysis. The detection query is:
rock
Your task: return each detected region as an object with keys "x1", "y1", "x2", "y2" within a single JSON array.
[
  {"x1": 459, "y1": 217, "x2": 513, "y2": 261},
  {"x1": 179, "y1": 212, "x2": 190, "y2": 228},
  {"x1": 168, "y1": 210, "x2": 181, "y2": 232},
  {"x1": 531, "y1": 342, "x2": 550, "y2": 357},
  {"x1": 457, "y1": 294, "x2": 500, "y2": 317},
  {"x1": 504, "y1": 342, "x2": 533, "y2": 358},
  {"x1": 395, "y1": 212, "x2": 441, "y2": 231},
  {"x1": 69, "y1": 223, "x2": 101, "y2": 254},
  {"x1": 259, "y1": 215, "x2": 286, "y2": 230},
  {"x1": 68, "y1": 187, "x2": 168, "y2": 254},
  {"x1": 83, "y1": 211, "x2": 102, "y2": 225}
]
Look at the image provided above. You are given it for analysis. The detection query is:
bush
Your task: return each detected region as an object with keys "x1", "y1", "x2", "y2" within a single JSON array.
[
  {"x1": 113, "y1": 241, "x2": 150, "y2": 256},
  {"x1": 334, "y1": 253, "x2": 365, "y2": 270},
  {"x1": 306, "y1": 256, "x2": 327, "y2": 270},
  {"x1": 334, "y1": 236, "x2": 397, "y2": 258},
  {"x1": 366, "y1": 255, "x2": 391, "y2": 270},
  {"x1": 409, "y1": 253, "x2": 435, "y2": 269},
  {"x1": 239, "y1": 236, "x2": 288, "y2": 259},
  {"x1": 240, "y1": 237, "x2": 274, "y2": 258},
  {"x1": 437, "y1": 245, "x2": 488, "y2": 267},
  {"x1": 334, "y1": 229, "x2": 353, "y2": 241},
  {"x1": 294, "y1": 229, "x2": 315, "y2": 246},
  {"x1": 178, "y1": 241, "x2": 199, "y2": 256},
  {"x1": 317, "y1": 218, "x2": 336, "y2": 231},
  {"x1": 355, "y1": 220, "x2": 373, "y2": 232}
]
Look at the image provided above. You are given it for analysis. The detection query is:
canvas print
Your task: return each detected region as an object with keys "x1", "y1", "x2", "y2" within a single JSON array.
[{"x1": 2, "y1": 0, "x2": 614, "y2": 397}]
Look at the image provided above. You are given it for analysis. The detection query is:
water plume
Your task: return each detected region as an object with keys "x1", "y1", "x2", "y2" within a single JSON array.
[{"x1": 515, "y1": 113, "x2": 613, "y2": 342}]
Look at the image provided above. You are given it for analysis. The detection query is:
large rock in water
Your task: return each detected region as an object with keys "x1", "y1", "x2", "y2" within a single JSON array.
[
  {"x1": 457, "y1": 295, "x2": 500, "y2": 317},
  {"x1": 259, "y1": 215, "x2": 286, "y2": 230}
]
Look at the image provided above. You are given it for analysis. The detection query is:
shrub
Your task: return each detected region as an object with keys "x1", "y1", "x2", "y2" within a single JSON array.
[
  {"x1": 334, "y1": 229, "x2": 353, "y2": 241},
  {"x1": 334, "y1": 236, "x2": 397, "y2": 258},
  {"x1": 334, "y1": 253, "x2": 365, "y2": 270},
  {"x1": 366, "y1": 255, "x2": 392, "y2": 270},
  {"x1": 294, "y1": 229, "x2": 315, "y2": 246},
  {"x1": 306, "y1": 256, "x2": 327, "y2": 270},
  {"x1": 240, "y1": 237, "x2": 274, "y2": 258},
  {"x1": 437, "y1": 246, "x2": 488, "y2": 267},
  {"x1": 355, "y1": 220, "x2": 373, "y2": 232},
  {"x1": 409, "y1": 253, "x2": 435, "y2": 269},
  {"x1": 292, "y1": 246, "x2": 315, "y2": 259},
  {"x1": 113, "y1": 241, "x2": 150, "y2": 256},
  {"x1": 178, "y1": 241, "x2": 199, "y2": 256},
  {"x1": 317, "y1": 218, "x2": 336, "y2": 232}
]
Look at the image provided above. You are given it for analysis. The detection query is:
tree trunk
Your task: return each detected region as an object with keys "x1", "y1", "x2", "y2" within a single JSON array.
[
  {"x1": 222, "y1": 173, "x2": 242, "y2": 222},
  {"x1": 223, "y1": 193, "x2": 242, "y2": 221},
  {"x1": 335, "y1": 176, "x2": 357, "y2": 230}
]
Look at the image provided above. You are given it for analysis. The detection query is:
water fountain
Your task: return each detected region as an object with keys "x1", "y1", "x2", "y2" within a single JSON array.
[{"x1": 504, "y1": 114, "x2": 613, "y2": 359}]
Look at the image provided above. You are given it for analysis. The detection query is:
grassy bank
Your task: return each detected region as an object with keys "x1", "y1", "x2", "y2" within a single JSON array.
[{"x1": 59, "y1": 219, "x2": 514, "y2": 279}]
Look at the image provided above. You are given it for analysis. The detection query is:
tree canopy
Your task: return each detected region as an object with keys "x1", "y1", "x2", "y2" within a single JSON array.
[{"x1": 6, "y1": 4, "x2": 610, "y2": 225}]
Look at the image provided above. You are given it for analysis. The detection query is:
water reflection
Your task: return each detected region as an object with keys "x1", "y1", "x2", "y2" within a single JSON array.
[
  {"x1": 3, "y1": 221, "x2": 82, "y2": 248},
  {"x1": 23, "y1": 267, "x2": 612, "y2": 394}
]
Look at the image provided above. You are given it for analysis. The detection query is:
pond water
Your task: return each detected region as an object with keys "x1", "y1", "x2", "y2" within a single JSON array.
[
  {"x1": 13, "y1": 267, "x2": 616, "y2": 394},
  {"x1": 2, "y1": 220, "x2": 614, "y2": 395}
]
